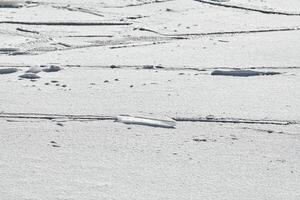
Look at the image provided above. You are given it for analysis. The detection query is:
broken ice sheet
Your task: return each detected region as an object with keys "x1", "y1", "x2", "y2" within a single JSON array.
[{"x1": 116, "y1": 115, "x2": 176, "y2": 128}]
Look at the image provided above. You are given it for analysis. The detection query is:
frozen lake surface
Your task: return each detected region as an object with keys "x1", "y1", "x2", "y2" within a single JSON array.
[{"x1": 0, "y1": 0, "x2": 300, "y2": 199}]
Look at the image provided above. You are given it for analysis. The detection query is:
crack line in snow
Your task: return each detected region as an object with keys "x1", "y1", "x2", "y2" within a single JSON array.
[
  {"x1": 65, "y1": 35, "x2": 114, "y2": 38},
  {"x1": 0, "y1": 113, "x2": 297, "y2": 125},
  {"x1": 3, "y1": 26, "x2": 299, "y2": 55},
  {"x1": 0, "y1": 21, "x2": 132, "y2": 26},
  {"x1": 1, "y1": 65, "x2": 300, "y2": 72},
  {"x1": 135, "y1": 27, "x2": 300, "y2": 37},
  {"x1": 5, "y1": 26, "x2": 299, "y2": 55},
  {"x1": 14, "y1": 36, "x2": 175, "y2": 53},
  {"x1": 174, "y1": 117, "x2": 294, "y2": 125},
  {"x1": 0, "y1": 113, "x2": 115, "y2": 121},
  {"x1": 194, "y1": 0, "x2": 300, "y2": 16},
  {"x1": 104, "y1": 0, "x2": 174, "y2": 8},
  {"x1": 51, "y1": 5, "x2": 105, "y2": 17},
  {"x1": 16, "y1": 28, "x2": 40, "y2": 34},
  {"x1": 109, "y1": 41, "x2": 168, "y2": 49},
  {"x1": 239, "y1": 127, "x2": 298, "y2": 136}
]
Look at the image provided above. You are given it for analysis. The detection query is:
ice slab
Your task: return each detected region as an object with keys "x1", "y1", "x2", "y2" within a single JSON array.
[{"x1": 117, "y1": 115, "x2": 176, "y2": 128}]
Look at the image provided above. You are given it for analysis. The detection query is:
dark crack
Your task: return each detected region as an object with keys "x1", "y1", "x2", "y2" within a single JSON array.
[
  {"x1": 240, "y1": 127, "x2": 299, "y2": 136},
  {"x1": 104, "y1": 0, "x2": 174, "y2": 8},
  {"x1": 109, "y1": 41, "x2": 167, "y2": 49},
  {"x1": 51, "y1": 5, "x2": 104, "y2": 17},
  {"x1": 0, "y1": 113, "x2": 115, "y2": 121},
  {"x1": 16, "y1": 28, "x2": 40, "y2": 34},
  {"x1": 0, "y1": 21, "x2": 132, "y2": 26},
  {"x1": 1, "y1": 64, "x2": 300, "y2": 72},
  {"x1": 211, "y1": 70, "x2": 281, "y2": 77},
  {"x1": 135, "y1": 27, "x2": 300, "y2": 37},
  {"x1": 194, "y1": 0, "x2": 300, "y2": 16},
  {"x1": 174, "y1": 117, "x2": 295, "y2": 125}
]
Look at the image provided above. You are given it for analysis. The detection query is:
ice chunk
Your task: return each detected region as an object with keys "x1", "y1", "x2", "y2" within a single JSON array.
[
  {"x1": 42, "y1": 65, "x2": 62, "y2": 72},
  {"x1": 0, "y1": 68, "x2": 18, "y2": 74},
  {"x1": 26, "y1": 65, "x2": 42, "y2": 74},
  {"x1": 19, "y1": 73, "x2": 40, "y2": 79},
  {"x1": 211, "y1": 70, "x2": 280, "y2": 77},
  {"x1": 116, "y1": 115, "x2": 176, "y2": 128}
]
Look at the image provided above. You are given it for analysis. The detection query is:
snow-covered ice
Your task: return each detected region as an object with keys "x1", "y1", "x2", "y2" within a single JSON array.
[{"x1": 0, "y1": 0, "x2": 300, "y2": 199}]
